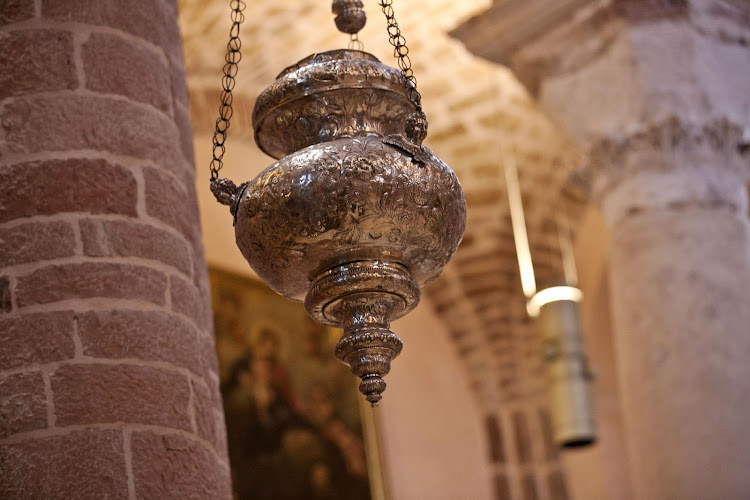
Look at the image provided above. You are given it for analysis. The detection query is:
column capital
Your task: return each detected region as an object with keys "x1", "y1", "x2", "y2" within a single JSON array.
[
  {"x1": 585, "y1": 116, "x2": 748, "y2": 210},
  {"x1": 453, "y1": 0, "x2": 750, "y2": 200},
  {"x1": 562, "y1": 115, "x2": 749, "y2": 228}
]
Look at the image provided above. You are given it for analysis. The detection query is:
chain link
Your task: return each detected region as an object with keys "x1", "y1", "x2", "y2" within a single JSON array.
[
  {"x1": 378, "y1": 0, "x2": 422, "y2": 111},
  {"x1": 348, "y1": 33, "x2": 364, "y2": 51},
  {"x1": 210, "y1": 0, "x2": 246, "y2": 180}
]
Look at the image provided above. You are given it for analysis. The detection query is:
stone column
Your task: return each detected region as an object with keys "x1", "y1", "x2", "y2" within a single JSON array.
[
  {"x1": 453, "y1": 1, "x2": 750, "y2": 498},
  {"x1": 0, "y1": 1, "x2": 230, "y2": 498},
  {"x1": 593, "y1": 120, "x2": 750, "y2": 500}
]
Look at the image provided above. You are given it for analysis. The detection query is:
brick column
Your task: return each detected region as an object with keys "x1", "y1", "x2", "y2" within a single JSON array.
[{"x1": 0, "y1": 1, "x2": 230, "y2": 499}]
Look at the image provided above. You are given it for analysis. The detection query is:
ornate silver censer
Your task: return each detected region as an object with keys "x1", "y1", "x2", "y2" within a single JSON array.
[{"x1": 210, "y1": 0, "x2": 466, "y2": 405}]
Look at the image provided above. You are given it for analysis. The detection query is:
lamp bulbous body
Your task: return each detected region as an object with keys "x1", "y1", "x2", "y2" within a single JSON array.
[
  {"x1": 234, "y1": 137, "x2": 465, "y2": 302},
  {"x1": 226, "y1": 50, "x2": 466, "y2": 404}
]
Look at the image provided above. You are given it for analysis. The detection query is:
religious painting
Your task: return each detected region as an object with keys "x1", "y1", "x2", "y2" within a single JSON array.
[{"x1": 210, "y1": 267, "x2": 388, "y2": 500}]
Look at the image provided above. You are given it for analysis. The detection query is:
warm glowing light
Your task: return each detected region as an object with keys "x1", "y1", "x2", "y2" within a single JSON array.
[
  {"x1": 526, "y1": 286, "x2": 583, "y2": 317},
  {"x1": 557, "y1": 214, "x2": 579, "y2": 287},
  {"x1": 503, "y1": 156, "x2": 536, "y2": 298}
]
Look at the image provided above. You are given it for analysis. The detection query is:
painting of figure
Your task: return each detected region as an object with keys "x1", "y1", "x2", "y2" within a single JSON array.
[{"x1": 210, "y1": 268, "x2": 385, "y2": 500}]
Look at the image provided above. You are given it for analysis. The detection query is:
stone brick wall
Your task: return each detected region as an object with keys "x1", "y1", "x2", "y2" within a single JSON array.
[{"x1": 0, "y1": 1, "x2": 230, "y2": 498}]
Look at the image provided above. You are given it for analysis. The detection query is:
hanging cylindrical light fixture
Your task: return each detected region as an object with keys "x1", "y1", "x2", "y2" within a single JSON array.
[
  {"x1": 504, "y1": 156, "x2": 596, "y2": 447},
  {"x1": 208, "y1": 0, "x2": 466, "y2": 406}
]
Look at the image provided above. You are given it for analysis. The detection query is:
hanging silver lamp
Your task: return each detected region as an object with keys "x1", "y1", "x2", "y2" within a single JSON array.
[{"x1": 209, "y1": 0, "x2": 466, "y2": 406}]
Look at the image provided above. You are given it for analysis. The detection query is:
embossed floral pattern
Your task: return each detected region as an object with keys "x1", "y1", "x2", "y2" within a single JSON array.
[
  {"x1": 253, "y1": 50, "x2": 413, "y2": 159},
  {"x1": 235, "y1": 137, "x2": 466, "y2": 301}
]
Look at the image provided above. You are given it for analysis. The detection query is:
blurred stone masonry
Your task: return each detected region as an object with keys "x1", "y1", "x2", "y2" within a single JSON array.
[
  {"x1": 454, "y1": 0, "x2": 750, "y2": 499},
  {"x1": 0, "y1": 0, "x2": 230, "y2": 498}
]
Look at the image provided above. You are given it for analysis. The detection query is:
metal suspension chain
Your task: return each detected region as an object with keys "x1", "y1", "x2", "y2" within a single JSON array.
[
  {"x1": 349, "y1": 32, "x2": 364, "y2": 50},
  {"x1": 210, "y1": 0, "x2": 246, "y2": 181},
  {"x1": 378, "y1": 0, "x2": 422, "y2": 112}
]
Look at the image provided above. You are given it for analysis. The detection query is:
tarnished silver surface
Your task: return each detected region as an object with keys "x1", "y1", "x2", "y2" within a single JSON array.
[
  {"x1": 306, "y1": 261, "x2": 420, "y2": 326},
  {"x1": 234, "y1": 136, "x2": 466, "y2": 301},
  {"x1": 252, "y1": 50, "x2": 413, "y2": 159},
  {"x1": 307, "y1": 261, "x2": 417, "y2": 405},
  {"x1": 332, "y1": 0, "x2": 366, "y2": 35},
  {"x1": 218, "y1": 50, "x2": 466, "y2": 404}
]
